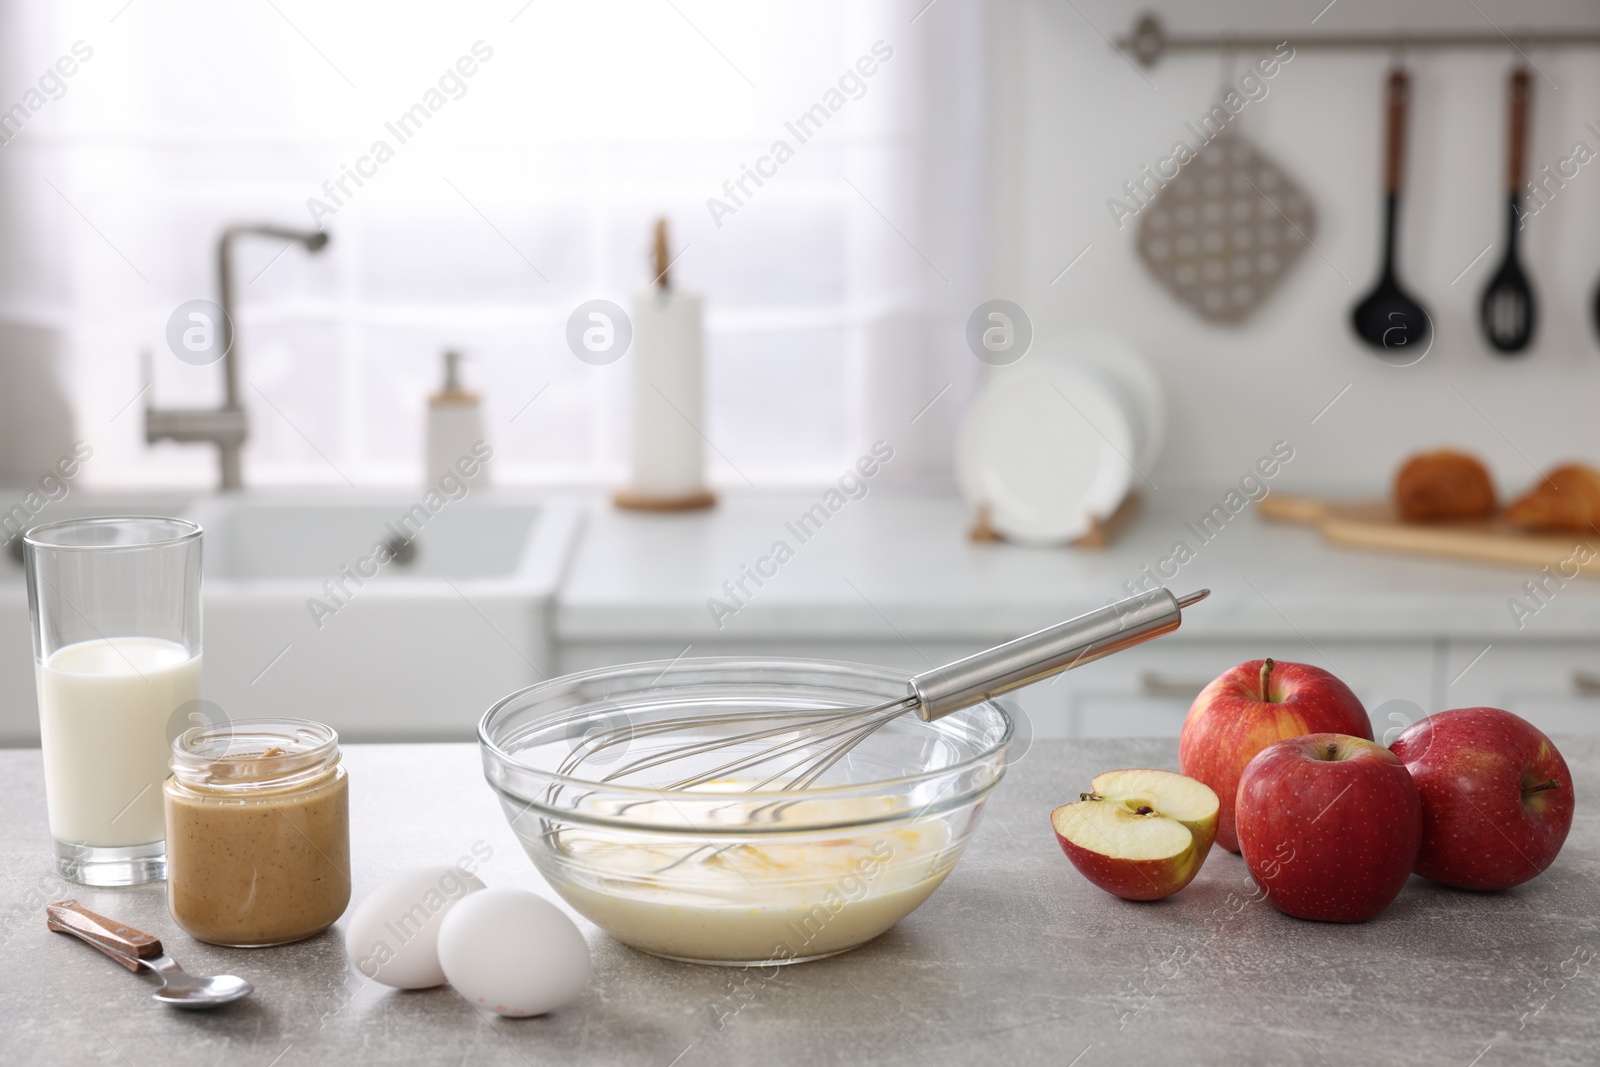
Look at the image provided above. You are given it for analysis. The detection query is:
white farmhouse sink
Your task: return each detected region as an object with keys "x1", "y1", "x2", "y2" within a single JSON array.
[
  {"x1": 196, "y1": 499, "x2": 542, "y2": 581},
  {"x1": 0, "y1": 490, "x2": 584, "y2": 745}
]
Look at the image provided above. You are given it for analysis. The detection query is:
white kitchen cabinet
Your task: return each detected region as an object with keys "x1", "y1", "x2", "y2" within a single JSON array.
[
  {"x1": 558, "y1": 638, "x2": 1439, "y2": 740},
  {"x1": 551, "y1": 493, "x2": 1600, "y2": 745},
  {"x1": 1022, "y1": 640, "x2": 1436, "y2": 739},
  {"x1": 1443, "y1": 640, "x2": 1600, "y2": 734},
  {"x1": 559, "y1": 640, "x2": 981, "y2": 680}
]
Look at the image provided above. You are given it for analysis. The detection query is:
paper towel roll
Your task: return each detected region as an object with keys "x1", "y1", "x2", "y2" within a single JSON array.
[{"x1": 627, "y1": 289, "x2": 706, "y2": 499}]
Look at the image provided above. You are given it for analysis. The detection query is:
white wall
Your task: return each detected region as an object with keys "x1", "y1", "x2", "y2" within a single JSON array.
[{"x1": 989, "y1": 0, "x2": 1600, "y2": 495}]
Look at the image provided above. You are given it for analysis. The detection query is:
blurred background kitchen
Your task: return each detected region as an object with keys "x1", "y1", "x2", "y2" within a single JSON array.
[{"x1": 2, "y1": 0, "x2": 1598, "y2": 746}]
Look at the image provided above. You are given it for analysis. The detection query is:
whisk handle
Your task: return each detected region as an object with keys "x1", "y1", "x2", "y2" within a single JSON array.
[{"x1": 908, "y1": 588, "x2": 1203, "y2": 721}]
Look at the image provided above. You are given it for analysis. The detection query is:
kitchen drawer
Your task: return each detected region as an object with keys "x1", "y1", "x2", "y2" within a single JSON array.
[
  {"x1": 1443, "y1": 640, "x2": 1600, "y2": 734},
  {"x1": 1049, "y1": 640, "x2": 1436, "y2": 739},
  {"x1": 558, "y1": 638, "x2": 1438, "y2": 741},
  {"x1": 563, "y1": 639, "x2": 1097, "y2": 744},
  {"x1": 558, "y1": 640, "x2": 983, "y2": 678}
]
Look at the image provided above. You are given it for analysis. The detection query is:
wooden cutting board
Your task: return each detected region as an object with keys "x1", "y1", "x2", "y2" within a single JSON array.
[{"x1": 1259, "y1": 492, "x2": 1600, "y2": 577}]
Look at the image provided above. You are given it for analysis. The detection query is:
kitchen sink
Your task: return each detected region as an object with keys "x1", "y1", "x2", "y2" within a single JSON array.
[
  {"x1": 0, "y1": 490, "x2": 584, "y2": 745},
  {"x1": 193, "y1": 499, "x2": 542, "y2": 581}
]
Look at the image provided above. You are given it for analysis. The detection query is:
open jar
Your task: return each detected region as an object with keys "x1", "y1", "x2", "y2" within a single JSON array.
[{"x1": 164, "y1": 718, "x2": 351, "y2": 947}]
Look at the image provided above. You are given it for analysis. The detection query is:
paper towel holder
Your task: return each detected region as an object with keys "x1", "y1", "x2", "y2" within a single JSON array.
[{"x1": 614, "y1": 218, "x2": 718, "y2": 513}]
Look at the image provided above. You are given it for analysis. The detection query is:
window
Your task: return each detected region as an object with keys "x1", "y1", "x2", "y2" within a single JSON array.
[{"x1": 4, "y1": 0, "x2": 988, "y2": 488}]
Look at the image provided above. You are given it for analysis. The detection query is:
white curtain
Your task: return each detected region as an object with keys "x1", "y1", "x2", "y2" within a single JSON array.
[
  {"x1": 0, "y1": 0, "x2": 75, "y2": 483},
  {"x1": 2, "y1": 0, "x2": 988, "y2": 489}
]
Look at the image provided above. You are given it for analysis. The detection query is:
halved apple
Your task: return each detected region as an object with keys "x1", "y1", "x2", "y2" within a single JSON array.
[{"x1": 1050, "y1": 769, "x2": 1220, "y2": 901}]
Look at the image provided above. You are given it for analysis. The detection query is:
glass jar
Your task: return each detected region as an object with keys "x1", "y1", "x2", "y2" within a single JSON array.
[{"x1": 164, "y1": 718, "x2": 351, "y2": 947}]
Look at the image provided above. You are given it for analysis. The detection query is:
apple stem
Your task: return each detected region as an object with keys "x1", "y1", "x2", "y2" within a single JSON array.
[
  {"x1": 1524, "y1": 779, "x2": 1562, "y2": 795},
  {"x1": 1258, "y1": 658, "x2": 1278, "y2": 702},
  {"x1": 1080, "y1": 792, "x2": 1103, "y2": 802}
]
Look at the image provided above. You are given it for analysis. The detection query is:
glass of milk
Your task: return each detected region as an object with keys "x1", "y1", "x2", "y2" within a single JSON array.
[{"x1": 24, "y1": 517, "x2": 202, "y2": 886}]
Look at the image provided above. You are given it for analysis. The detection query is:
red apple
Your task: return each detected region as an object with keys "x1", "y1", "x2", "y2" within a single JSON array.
[
  {"x1": 1180, "y1": 658, "x2": 1372, "y2": 852},
  {"x1": 1050, "y1": 769, "x2": 1219, "y2": 901},
  {"x1": 1235, "y1": 733, "x2": 1422, "y2": 922},
  {"x1": 1390, "y1": 707, "x2": 1574, "y2": 891}
]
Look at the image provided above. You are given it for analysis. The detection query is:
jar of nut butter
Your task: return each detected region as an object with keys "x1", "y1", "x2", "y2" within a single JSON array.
[{"x1": 164, "y1": 718, "x2": 351, "y2": 947}]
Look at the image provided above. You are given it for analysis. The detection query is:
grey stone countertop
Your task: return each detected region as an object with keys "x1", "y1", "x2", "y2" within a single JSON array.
[{"x1": 2, "y1": 739, "x2": 1596, "y2": 1067}]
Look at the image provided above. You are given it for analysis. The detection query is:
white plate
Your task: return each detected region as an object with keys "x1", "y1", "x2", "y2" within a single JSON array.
[
  {"x1": 1058, "y1": 332, "x2": 1166, "y2": 472},
  {"x1": 957, "y1": 360, "x2": 1138, "y2": 546}
]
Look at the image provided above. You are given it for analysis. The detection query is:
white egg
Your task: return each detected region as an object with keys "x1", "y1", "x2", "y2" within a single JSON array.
[
  {"x1": 437, "y1": 887, "x2": 591, "y2": 1017},
  {"x1": 345, "y1": 864, "x2": 487, "y2": 989}
]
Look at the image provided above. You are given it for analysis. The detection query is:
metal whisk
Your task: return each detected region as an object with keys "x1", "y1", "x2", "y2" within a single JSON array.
[{"x1": 559, "y1": 587, "x2": 1208, "y2": 791}]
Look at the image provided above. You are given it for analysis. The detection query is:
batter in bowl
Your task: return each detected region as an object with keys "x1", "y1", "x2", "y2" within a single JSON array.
[{"x1": 533, "y1": 786, "x2": 961, "y2": 964}]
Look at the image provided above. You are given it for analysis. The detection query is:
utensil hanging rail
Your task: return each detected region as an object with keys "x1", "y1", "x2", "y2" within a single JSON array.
[{"x1": 1119, "y1": 14, "x2": 1600, "y2": 67}]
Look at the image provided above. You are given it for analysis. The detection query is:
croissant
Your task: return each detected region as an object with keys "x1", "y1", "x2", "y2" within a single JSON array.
[
  {"x1": 1504, "y1": 463, "x2": 1600, "y2": 533},
  {"x1": 1394, "y1": 450, "x2": 1496, "y2": 523}
]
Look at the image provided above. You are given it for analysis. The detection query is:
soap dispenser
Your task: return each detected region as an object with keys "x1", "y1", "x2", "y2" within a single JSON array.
[{"x1": 426, "y1": 350, "x2": 488, "y2": 484}]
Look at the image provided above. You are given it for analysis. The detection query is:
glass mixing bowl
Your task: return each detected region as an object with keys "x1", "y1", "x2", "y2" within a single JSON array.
[{"x1": 478, "y1": 658, "x2": 1012, "y2": 966}]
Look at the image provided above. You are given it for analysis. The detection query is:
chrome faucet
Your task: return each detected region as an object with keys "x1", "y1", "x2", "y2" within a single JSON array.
[{"x1": 146, "y1": 225, "x2": 330, "y2": 491}]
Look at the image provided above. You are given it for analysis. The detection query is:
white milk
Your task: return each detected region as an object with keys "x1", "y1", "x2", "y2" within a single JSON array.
[{"x1": 37, "y1": 637, "x2": 201, "y2": 847}]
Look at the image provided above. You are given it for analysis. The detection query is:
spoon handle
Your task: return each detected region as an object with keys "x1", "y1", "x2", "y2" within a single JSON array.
[
  {"x1": 1384, "y1": 67, "x2": 1409, "y2": 195},
  {"x1": 46, "y1": 900, "x2": 165, "y2": 973},
  {"x1": 1507, "y1": 67, "x2": 1531, "y2": 194}
]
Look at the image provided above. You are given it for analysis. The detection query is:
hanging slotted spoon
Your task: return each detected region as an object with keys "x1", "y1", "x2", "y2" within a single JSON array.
[{"x1": 1480, "y1": 67, "x2": 1536, "y2": 354}]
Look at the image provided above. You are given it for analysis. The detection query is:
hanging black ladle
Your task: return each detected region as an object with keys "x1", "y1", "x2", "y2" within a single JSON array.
[
  {"x1": 1480, "y1": 67, "x2": 1536, "y2": 354},
  {"x1": 1352, "y1": 67, "x2": 1431, "y2": 359}
]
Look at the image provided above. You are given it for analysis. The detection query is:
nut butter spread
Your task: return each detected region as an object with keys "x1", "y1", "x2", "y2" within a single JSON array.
[{"x1": 164, "y1": 719, "x2": 350, "y2": 947}]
